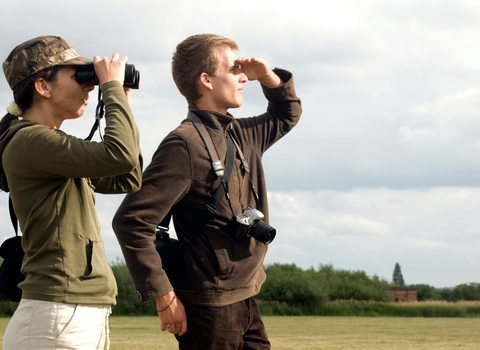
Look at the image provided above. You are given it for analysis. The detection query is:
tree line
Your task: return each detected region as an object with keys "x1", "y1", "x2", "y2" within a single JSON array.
[
  {"x1": 1, "y1": 260, "x2": 479, "y2": 317},
  {"x1": 110, "y1": 260, "x2": 480, "y2": 315},
  {"x1": 413, "y1": 283, "x2": 480, "y2": 302}
]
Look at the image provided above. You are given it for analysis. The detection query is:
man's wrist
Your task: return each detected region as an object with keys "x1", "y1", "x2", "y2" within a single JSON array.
[
  {"x1": 258, "y1": 71, "x2": 282, "y2": 88},
  {"x1": 156, "y1": 291, "x2": 176, "y2": 310},
  {"x1": 157, "y1": 295, "x2": 176, "y2": 312}
]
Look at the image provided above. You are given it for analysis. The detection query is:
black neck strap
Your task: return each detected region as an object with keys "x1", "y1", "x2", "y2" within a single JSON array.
[
  {"x1": 187, "y1": 111, "x2": 224, "y2": 177},
  {"x1": 9, "y1": 197, "x2": 18, "y2": 236},
  {"x1": 187, "y1": 111, "x2": 260, "y2": 211},
  {"x1": 158, "y1": 112, "x2": 262, "y2": 245},
  {"x1": 181, "y1": 128, "x2": 235, "y2": 245},
  {"x1": 227, "y1": 129, "x2": 261, "y2": 211},
  {"x1": 85, "y1": 88, "x2": 104, "y2": 141},
  {"x1": 158, "y1": 112, "x2": 235, "y2": 245}
]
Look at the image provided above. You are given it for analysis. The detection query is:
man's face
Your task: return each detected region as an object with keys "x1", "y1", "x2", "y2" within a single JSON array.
[{"x1": 207, "y1": 47, "x2": 248, "y2": 114}]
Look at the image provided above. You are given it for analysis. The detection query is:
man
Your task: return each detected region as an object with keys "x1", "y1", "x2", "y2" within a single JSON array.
[{"x1": 113, "y1": 33, "x2": 302, "y2": 349}]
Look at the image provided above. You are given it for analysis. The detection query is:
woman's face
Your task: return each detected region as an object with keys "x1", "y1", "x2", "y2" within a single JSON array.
[{"x1": 48, "y1": 66, "x2": 95, "y2": 121}]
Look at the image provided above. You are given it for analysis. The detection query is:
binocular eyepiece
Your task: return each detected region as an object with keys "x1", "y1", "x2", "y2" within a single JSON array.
[{"x1": 75, "y1": 64, "x2": 140, "y2": 89}]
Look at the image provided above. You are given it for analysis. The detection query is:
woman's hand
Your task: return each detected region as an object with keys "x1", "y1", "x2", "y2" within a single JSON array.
[
  {"x1": 123, "y1": 87, "x2": 132, "y2": 104},
  {"x1": 93, "y1": 53, "x2": 128, "y2": 87}
]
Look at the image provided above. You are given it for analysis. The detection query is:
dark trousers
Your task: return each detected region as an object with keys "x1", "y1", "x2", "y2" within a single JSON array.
[{"x1": 176, "y1": 297, "x2": 270, "y2": 350}]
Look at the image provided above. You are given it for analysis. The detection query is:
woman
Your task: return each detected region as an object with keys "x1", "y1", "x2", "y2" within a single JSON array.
[{"x1": 0, "y1": 36, "x2": 142, "y2": 349}]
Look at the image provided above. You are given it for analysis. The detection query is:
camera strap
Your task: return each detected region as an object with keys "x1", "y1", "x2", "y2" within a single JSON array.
[
  {"x1": 85, "y1": 88, "x2": 105, "y2": 141},
  {"x1": 157, "y1": 112, "x2": 235, "y2": 246},
  {"x1": 226, "y1": 129, "x2": 262, "y2": 212},
  {"x1": 187, "y1": 111, "x2": 225, "y2": 177}
]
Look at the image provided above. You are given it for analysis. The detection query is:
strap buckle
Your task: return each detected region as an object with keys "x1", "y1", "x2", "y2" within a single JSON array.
[
  {"x1": 203, "y1": 203, "x2": 217, "y2": 217},
  {"x1": 212, "y1": 160, "x2": 224, "y2": 177}
]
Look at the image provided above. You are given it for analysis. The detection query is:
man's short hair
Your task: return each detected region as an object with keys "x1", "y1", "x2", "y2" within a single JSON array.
[{"x1": 172, "y1": 34, "x2": 239, "y2": 104}]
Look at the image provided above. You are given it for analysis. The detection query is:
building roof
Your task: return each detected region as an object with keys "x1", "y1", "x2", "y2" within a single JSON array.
[{"x1": 390, "y1": 286, "x2": 417, "y2": 291}]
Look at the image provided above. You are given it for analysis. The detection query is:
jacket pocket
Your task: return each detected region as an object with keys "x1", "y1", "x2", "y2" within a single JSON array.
[
  {"x1": 180, "y1": 227, "x2": 229, "y2": 292},
  {"x1": 64, "y1": 234, "x2": 116, "y2": 298},
  {"x1": 64, "y1": 235, "x2": 97, "y2": 278},
  {"x1": 204, "y1": 230, "x2": 229, "y2": 278}
]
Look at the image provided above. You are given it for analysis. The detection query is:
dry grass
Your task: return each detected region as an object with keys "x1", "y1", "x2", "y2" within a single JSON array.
[
  {"x1": 1, "y1": 315, "x2": 479, "y2": 349},
  {"x1": 264, "y1": 316, "x2": 480, "y2": 349},
  {"x1": 328, "y1": 299, "x2": 480, "y2": 307}
]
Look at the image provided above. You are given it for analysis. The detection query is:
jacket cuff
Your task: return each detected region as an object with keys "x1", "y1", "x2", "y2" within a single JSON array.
[
  {"x1": 133, "y1": 273, "x2": 173, "y2": 302},
  {"x1": 261, "y1": 68, "x2": 296, "y2": 102}
]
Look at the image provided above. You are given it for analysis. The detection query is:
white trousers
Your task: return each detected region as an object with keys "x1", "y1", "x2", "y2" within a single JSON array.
[{"x1": 3, "y1": 299, "x2": 111, "y2": 350}]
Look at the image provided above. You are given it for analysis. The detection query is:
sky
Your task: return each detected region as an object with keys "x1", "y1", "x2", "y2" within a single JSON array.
[{"x1": 1, "y1": 0, "x2": 480, "y2": 288}]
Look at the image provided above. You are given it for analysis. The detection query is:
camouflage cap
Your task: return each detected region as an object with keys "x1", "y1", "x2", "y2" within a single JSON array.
[{"x1": 3, "y1": 35, "x2": 92, "y2": 90}]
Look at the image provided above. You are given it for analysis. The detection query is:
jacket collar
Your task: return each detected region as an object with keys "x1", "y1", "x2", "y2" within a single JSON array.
[{"x1": 188, "y1": 108, "x2": 234, "y2": 131}]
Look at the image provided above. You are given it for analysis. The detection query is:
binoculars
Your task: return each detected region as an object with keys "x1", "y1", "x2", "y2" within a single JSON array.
[{"x1": 76, "y1": 64, "x2": 140, "y2": 89}]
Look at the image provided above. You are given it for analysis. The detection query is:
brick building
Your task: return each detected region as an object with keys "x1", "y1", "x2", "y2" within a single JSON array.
[{"x1": 389, "y1": 286, "x2": 417, "y2": 302}]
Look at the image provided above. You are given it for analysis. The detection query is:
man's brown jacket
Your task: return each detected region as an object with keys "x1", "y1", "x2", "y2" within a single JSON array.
[{"x1": 113, "y1": 69, "x2": 302, "y2": 306}]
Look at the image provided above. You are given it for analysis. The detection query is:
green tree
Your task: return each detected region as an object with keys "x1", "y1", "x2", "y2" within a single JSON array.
[
  {"x1": 110, "y1": 259, "x2": 156, "y2": 316},
  {"x1": 392, "y1": 263, "x2": 405, "y2": 286},
  {"x1": 257, "y1": 263, "x2": 328, "y2": 307},
  {"x1": 316, "y1": 264, "x2": 391, "y2": 302},
  {"x1": 450, "y1": 283, "x2": 480, "y2": 301},
  {"x1": 438, "y1": 283, "x2": 480, "y2": 302},
  {"x1": 412, "y1": 284, "x2": 442, "y2": 301}
]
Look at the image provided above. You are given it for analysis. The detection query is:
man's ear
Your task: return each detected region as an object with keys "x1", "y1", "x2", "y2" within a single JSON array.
[
  {"x1": 199, "y1": 73, "x2": 213, "y2": 91},
  {"x1": 34, "y1": 79, "x2": 52, "y2": 98}
]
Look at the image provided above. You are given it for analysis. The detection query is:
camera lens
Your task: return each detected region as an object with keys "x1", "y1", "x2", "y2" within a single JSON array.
[{"x1": 250, "y1": 220, "x2": 276, "y2": 245}]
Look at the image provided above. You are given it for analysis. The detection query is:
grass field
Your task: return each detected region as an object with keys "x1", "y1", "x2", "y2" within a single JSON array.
[{"x1": 1, "y1": 315, "x2": 479, "y2": 349}]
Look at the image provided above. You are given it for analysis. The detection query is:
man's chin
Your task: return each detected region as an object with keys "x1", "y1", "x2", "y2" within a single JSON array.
[{"x1": 234, "y1": 100, "x2": 244, "y2": 109}]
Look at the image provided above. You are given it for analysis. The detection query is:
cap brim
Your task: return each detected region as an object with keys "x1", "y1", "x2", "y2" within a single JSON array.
[{"x1": 57, "y1": 56, "x2": 93, "y2": 66}]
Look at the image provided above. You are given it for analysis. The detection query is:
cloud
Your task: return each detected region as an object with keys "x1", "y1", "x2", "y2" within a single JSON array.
[
  {"x1": 398, "y1": 125, "x2": 461, "y2": 144},
  {"x1": 399, "y1": 87, "x2": 480, "y2": 144},
  {"x1": 403, "y1": 238, "x2": 450, "y2": 248},
  {"x1": 269, "y1": 243, "x2": 307, "y2": 257},
  {"x1": 327, "y1": 215, "x2": 393, "y2": 236},
  {"x1": 2, "y1": 0, "x2": 480, "y2": 289},
  {"x1": 264, "y1": 187, "x2": 480, "y2": 286},
  {"x1": 378, "y1": 0, "x2": 480, "y2": 30},
  {"x1": 407, "y1": 87, "x2": 479, "y2": 119}
]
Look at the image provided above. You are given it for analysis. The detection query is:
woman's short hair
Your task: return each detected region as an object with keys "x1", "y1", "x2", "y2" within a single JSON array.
[{"x1": 172, "y1": 34, "x2": 238, "y2": 104}]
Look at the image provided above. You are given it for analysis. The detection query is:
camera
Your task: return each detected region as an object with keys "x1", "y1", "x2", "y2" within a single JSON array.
[
  {"x1": 231, "y1": 206, "x2": 276, "y2": 245},
  {"x1": 75, "y1": 64, "x2": 140, "y2": 89}
]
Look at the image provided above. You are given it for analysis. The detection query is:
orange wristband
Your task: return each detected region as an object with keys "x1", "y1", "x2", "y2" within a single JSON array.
[{"x1": 157, "y1": 295, "x2": 176, "y2": 313}]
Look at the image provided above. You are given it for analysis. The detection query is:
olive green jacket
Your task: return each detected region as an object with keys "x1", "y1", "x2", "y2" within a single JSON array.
[{"x1": 0, "y1": 81, "x2": 142, "y2": 305}]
